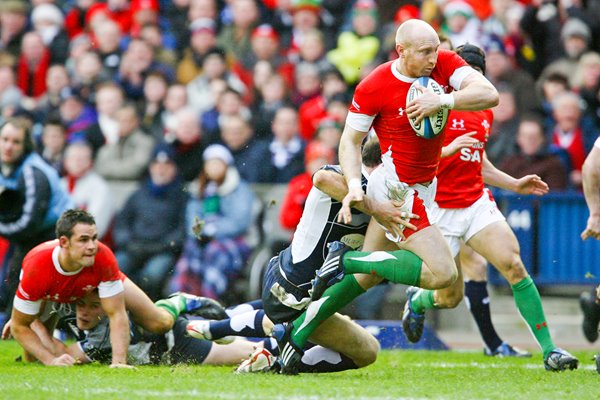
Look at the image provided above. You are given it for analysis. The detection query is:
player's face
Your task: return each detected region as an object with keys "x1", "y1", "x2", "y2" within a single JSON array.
[
  {"x1": 401, "y1": 40, "x2": 439, "y2": 78},
  {"x1": 0, "y1": 123, "x2": 26, "y2": 165},
  {"x1": 63, "y1": 223, "x2": 99, "y2": 269},
  {"x1": 75, "y1": 292, "x2": 104, "y2": 331}
]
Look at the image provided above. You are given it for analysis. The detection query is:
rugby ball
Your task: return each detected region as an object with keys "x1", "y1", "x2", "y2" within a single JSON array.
[{"x1": 406, "y1": 77, "x2": 449, "y2": 139}]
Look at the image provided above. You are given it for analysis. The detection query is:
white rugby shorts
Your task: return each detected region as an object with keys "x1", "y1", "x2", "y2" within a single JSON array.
[
  {"x1": 366, "y1": 165, "x2": 437, "y2": 242},
  {"x1": 430, "y1": 189, "x2": 505, "y2": 257}
]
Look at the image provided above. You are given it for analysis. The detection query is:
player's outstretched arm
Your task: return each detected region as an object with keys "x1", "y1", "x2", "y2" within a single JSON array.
[
  {"x1": 481, "y1": 152, "x2": 548, "y2": 195},
  {"x1": 101, "y1": 291, "x2": 131, "y2": 367},
  {"x1": 582, "y1": 146, "x2": 600, "y2": 240},
  {"x1": 338, "y1": 125, "x2": 368, "y2": 224},
  {"x1": 10, "y1": 309, "x2": 75, "y2": 366}
]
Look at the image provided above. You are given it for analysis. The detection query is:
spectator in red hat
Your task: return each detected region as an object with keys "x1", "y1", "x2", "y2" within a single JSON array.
[
  {"x1": 87, "y1": 0, "x2": 133, "y2": 34},
  {"x1": 232, "y1": 24, "x2": 295, "y2": 98},
  {"x1": 279, "y1": 140, "x2": 335, "y2": 230}
]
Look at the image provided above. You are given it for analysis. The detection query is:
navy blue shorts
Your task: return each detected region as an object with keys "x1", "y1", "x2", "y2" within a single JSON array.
[{"x1": 261, "y1": 256, "x2": 311, "y2": 324}]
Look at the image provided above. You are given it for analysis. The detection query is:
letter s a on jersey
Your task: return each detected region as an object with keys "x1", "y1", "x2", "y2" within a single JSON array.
[{"x1": 459, "y1": 148, "x2": 482, "y2": 163}]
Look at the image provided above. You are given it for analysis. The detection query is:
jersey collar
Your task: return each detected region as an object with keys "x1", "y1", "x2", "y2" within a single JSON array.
[
  {"x1": 53, "y1": 246, "x2": 83, "y2": 276},
  {"x1": 391, "y1": 59, "x2": 417, "y2": 83}
]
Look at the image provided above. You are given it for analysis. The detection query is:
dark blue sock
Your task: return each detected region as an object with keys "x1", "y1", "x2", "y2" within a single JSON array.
[
  {"x1": 464, "y1": 280, "x2": 503, "y2": 351},
  {"x1": 209, "y1": 310, "x2": 267, "y2": 339},
  {"x1": 263, "y1": 338, "x2": 279, "y2": 356}
]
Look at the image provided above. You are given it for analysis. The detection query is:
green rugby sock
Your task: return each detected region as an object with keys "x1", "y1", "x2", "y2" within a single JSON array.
[
  {"x1": 291, "y1": 275, "x2": 365, "y2": 348},
  {"x1": 511, "y1": 276, "x2": 555, "y2": 358},
  {"x1": 410, "y1": 288, "x2": 436, "y2": 314},
  {"x1": 342, "y1": 250, "x2": 422, "y2": 286},
  {"x1": 155, "y1": 297, "x2": 184, "y2": 321}
]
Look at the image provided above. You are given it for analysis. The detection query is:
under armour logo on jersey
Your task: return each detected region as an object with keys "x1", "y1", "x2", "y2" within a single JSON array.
[
  {"x1": 398, "y1": 108, "x2": 404, "y2": 116},
  {"x1": 351, "y1": 98, "x2": 360, "y2": 110},
  {"x1": 451, "y1": 119, "x2": 465, "y2": 130}
]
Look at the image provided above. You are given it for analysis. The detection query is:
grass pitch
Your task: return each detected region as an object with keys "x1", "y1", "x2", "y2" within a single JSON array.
[{"x1": 1, "y1": 340, "x2": 598, "y2": 399}]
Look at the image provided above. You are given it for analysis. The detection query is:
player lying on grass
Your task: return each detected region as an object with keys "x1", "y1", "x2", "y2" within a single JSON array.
[
  {"x1": 28, "y1": 289, "x2": 273, "y2": 367},
  {"x1": 187, "y1": 138, "x2": 415, "y2": 373},
  {"x1": 2, "y1": 209, "x2": 226, "y2": 367}
]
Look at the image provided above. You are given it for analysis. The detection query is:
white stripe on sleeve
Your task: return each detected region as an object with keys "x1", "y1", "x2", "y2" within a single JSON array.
[
  {"x1": 449, "y1": 66, "x2": 476, "y2": 91},
  {"x1": 346, "y1": 111, "x2": 375, "y2": 133},
  {"x1": 13, "y1": 296, "x2": 42, "y2": 315},
  {"x1": 98, "y1": 280, "x2": 124, "y2": 298}
]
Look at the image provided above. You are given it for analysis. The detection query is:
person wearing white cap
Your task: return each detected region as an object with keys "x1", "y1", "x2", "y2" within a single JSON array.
[
  {"x1": 31, "y1": 3, "x2": 69, "y2": 65},
  {"x1": 169, "y1": 144, "x2": 256, "y2": 302}
]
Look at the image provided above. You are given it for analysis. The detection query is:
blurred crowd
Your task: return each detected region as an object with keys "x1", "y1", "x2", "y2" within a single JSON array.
[{"x1": 0, "y1": 0, "x2": 599, "y2": 313}]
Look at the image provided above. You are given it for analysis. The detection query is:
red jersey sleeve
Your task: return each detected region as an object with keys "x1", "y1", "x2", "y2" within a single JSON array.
[
  {"x1": 95, "y1": 242, "x2": 122, "y2": 282},
  {"x1": 349, "y1": 62, "x2": 393, "y2": 116},
  {"x1": 432, "y1": 49, "x2": 469, "y2": 90},
  {"x1": 15, "y1": 243, "x2": 55, "y2": 302}
]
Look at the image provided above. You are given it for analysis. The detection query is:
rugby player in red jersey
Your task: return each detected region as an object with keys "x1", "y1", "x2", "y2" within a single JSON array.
[
  {"x1": 403, "y1": 44, "x2": 578, "y2": 371},
  {"x1": 271, "y1": 19, "x2": 499, "y2": 374},
  {"x1": 3, "y1": 209, "x2": 224, "y2": 367}
]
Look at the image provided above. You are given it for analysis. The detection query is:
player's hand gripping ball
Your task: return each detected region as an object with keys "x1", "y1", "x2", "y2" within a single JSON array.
[{"x1": 406, "y1": 77, "x2": 449, "y2": 139}]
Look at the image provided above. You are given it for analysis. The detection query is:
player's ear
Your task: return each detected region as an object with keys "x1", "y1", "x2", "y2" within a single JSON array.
[
  {"x1": 58, "y1": 235, "x2": 69, "y2": 247},
  {"x1": 396, "y1": 43, "x2": 405, "y2": 58}
]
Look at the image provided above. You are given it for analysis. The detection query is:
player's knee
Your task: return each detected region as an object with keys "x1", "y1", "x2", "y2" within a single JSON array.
[
  {"x1": 435, "y1": 289, "x2": 463, "y2": 309},
  {"x1": 354, "y1": 335, "x2": 380, "y2": 367},
  {"x1": 432, "y1": 265, "x2": 458, "y2": 289},
  {"x1": 498, "y1": 254, "x2": 527, "y2": 284},
  {"x1": 145, "y1": 313, "x2": 174, "y2": 334}
]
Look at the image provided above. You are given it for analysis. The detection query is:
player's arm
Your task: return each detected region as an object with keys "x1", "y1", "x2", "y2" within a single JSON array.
[
  {"x1": 407, "y1": 71, "x2": 498, "y2": 124},
  {"x1": 313, "y1": 169, "x2": 418, "y2": 236},
  {"x1": 441, "y1": 131, "x2": 478, "y2": 158},
  {"x1": 338, "y1": 125, "x2": 368, "y2": 223},
  {"x1": 10, "y1": 308, "x2": 75, "y2": 366},
  {"x1": 30, "y1": 318, "x2": 69, "y2": 355},
  {"x1": 581, "y1": 145, "x2": 600, "y2": 240},
  {"x1": 452, "y1": 71, "x2": 499, "y2": 111},
  {"x1": 481, "y1": 152, "x2": 548, "y2": 196},
  {"x1": 100, "y1": 290, "x2": 130, "y2": 367}
]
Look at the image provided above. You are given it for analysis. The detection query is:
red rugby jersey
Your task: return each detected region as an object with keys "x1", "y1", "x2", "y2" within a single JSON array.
[
  {"x1": 347, "y1": 49, "x2": 468, "y2": 185},
  {"x1": 15, "y1": 240, "x2": 124, "y2": 314},
  {"x1": 435, "y1": 109, "x2": 494, "y2": 208}
]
